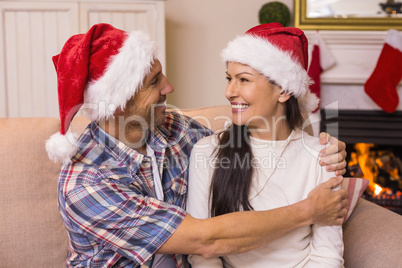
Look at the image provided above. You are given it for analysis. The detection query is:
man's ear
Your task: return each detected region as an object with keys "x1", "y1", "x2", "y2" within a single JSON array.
[{"x1": 278, "y1": 92, "x2": 291, "y2": 103}]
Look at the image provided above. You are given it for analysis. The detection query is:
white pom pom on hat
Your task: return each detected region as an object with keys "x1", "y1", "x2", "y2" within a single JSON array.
[
  {"x1": 221, "y1": 22, "x2": 319, "y2": 114},
  {"x1": 46, "y1": 132, "x2": 79, "y2": 165},
  {"x1": 46, "y1": 23, "x2": 158, "y2": 164}
]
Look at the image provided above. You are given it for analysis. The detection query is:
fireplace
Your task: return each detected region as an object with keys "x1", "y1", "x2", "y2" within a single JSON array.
[{"x1": 320, "y1": 109, "x2": 402, "y2": 215}]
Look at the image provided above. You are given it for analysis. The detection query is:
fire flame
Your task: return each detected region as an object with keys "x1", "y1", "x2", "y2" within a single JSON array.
[
  {"x1": 374, "y1": 184, "x2": 383, "y2": 195},
  {"x1": 348, "y1": 143, "x2": 384, "y2": 196}
]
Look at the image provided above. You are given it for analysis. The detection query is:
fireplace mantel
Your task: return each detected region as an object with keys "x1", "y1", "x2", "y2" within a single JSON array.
[
  {"x1": 304, "y1": 30, "x2": 392, "y2": 85},
  {"x1": 304, "y1": 30, "x2": 402, "y2": 112}
]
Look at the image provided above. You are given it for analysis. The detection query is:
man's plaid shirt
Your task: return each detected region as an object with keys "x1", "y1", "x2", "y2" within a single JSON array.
[{"x1": 58, "y1": 112, "x2": 212, "y2": 267}]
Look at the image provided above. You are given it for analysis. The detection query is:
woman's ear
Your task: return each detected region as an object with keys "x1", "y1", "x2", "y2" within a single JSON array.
[{"x1": 278, "y1": 92, "x2": 291, "y2": 103}]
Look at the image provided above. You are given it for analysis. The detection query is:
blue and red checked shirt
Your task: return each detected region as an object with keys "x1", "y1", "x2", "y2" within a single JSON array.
[{"x1": 58, "y1": 112, "x2": 212, "y2": 267}]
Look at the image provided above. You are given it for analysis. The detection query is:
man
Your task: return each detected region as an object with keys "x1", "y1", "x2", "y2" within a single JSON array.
[{"x1": 46, "y1": 24, "x2": 347, "y2": 267}]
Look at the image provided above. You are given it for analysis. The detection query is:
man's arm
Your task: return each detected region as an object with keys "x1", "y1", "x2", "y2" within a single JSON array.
[
  {"x1": 318, "y1": 132, "x2": 347, "y2": 176},
  {"x1": 157, "y1": 176, "x2": 347, "y2": 258}
]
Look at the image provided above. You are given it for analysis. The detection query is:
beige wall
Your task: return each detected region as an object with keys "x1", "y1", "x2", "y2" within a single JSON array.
[{"x1": 165, "y1": 0, "x2": 294, "y2": 109}]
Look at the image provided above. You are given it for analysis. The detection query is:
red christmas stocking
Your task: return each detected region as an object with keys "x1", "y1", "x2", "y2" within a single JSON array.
[
  {"x1": 364, "y1": 30, "x2": 402, "y2": 113},
  {"x1": 308, "y1": 44, "x2": 322, "y2": 113},
  {"x1": 307, "y1": 32, "x2": 335, "y2": 113}
]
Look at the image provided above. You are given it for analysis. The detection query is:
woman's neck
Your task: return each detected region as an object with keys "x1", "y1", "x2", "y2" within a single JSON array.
[{"x1": 248, "y1": 120, "x2": 292, "y2": 141}]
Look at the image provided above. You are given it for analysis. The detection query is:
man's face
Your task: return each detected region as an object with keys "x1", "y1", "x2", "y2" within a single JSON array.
[{"x1": 116, "y1": 59, "x2": 174, "y2": 130}]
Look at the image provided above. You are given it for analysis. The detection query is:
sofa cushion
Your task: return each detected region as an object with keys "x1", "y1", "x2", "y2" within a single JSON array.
[
  {"x1": 342, "y1": 177, "x2": 369, "y2": 223},
  {"x1": 0, "y1": 118, "x2": 68, "y2": 267}
]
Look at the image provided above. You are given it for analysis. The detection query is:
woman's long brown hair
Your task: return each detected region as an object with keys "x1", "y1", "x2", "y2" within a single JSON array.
[{"x1": 210, "y1": 96, "x2": 303, "y2": 217}]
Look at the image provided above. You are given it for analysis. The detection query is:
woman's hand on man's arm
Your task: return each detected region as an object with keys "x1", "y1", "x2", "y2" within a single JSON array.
[{"x1": 306, "y1": 176, "x2": 348, "y2": 225}]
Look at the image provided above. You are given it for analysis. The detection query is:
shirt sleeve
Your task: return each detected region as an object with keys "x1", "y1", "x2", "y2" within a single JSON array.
[
  {"x1": 305, "y1": 153, "x2": 344, "y2": 268},
  {"x1": 64, "y1": 178, "x2": 186, "y2": 265},
  {"x1": 186, "y1": 138, "x2": 224, "y2": 268}
]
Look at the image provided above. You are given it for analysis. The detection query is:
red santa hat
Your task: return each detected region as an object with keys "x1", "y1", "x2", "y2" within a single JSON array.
[
  {"x1": 221, "y1": 22, "x2": 318, "y2": 114},
  {"x1": 46, "y1": 23, "x2": 157, "y2": 164}
]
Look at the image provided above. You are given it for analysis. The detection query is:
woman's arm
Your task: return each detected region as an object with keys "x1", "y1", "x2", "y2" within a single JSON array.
[
  {"x1": 186, "y1": 144, "x2": 223, "y2": 267},
  {"x1": 306, "y1": 152, "x2": 344, "y2": 267},
  {"x1": 309, "y1": 223, "x2": 344, "y2": 267}
]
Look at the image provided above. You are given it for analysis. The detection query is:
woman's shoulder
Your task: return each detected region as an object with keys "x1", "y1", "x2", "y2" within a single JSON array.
[
  {"x1": 291, "y1": 130, "x2": 326, "y2": 157},
  {"x1": 191, "y1": 134, "x2": 220, "y2": 155},
  {"x1": 194, "y1": 134, "x2": 219, "y2": 145}
]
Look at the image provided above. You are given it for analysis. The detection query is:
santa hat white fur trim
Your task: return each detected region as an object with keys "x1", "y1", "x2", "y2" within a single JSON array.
[
  {"x1": 83, "y1": 31, "x2": 158, "y2": 121},
  {"x1": 46, "y1": 131, "x2": 79, "y2": 165},
  {"x1": 298, "y1": 91, "x2": 319, "y2": 115},
  {"x1": 221, "y1": 35, "x2": 318, "y2": 114}
]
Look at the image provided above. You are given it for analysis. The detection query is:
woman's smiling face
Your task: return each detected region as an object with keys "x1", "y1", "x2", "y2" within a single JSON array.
[{"x1": 225, "y1": 62, "x2": 289, "y2": 133}]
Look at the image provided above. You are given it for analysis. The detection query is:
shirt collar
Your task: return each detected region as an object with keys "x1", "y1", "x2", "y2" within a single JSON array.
[
  {"x1": 90, "y1": 122, "x2": 146, "y2": 173},
  {"x1": 146, "y1": 127, "x2": 168, "y2": 152},
  {"x1": 289, "y1": 128, "x2": 304, "y2": 141},
  {"x1": 146, "y1": 112, "x2": 189, "y2": 153}
]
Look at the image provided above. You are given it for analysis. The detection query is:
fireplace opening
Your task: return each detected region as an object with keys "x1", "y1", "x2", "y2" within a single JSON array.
[
  {"x1": 345, "y1": 143, "x2": 402, "y2": 214},
  {"x1": 320, "y1": 109, "x2": 402, "y2": 215}
]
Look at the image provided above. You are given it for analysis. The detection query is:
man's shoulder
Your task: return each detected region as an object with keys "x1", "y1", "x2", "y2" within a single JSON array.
[
  {"x1": 59, "y1": 159, "x2": 133, "y2": 198},
  {"x1": 60, "y1": 160, "x2": 99, "y2": 185},
  {"x1": 60, "y1": 142, "x2": 122, "y2": 189}
]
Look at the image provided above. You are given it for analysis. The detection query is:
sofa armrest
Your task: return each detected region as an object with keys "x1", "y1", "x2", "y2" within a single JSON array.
[{"x1": 343, "y1": 198, "x2": 402, "y2": 267}]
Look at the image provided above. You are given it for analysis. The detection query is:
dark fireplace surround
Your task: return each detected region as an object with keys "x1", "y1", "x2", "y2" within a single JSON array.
[{"x1": 320, "y1": 109, "x2": 402, "y2": 214}]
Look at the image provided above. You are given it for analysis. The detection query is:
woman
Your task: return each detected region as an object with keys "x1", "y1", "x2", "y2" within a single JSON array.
[{"x1": 187, "y1": 23, "x2": 344, "y2": 267}]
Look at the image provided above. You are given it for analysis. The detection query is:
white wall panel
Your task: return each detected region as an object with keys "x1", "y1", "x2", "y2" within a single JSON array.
[
  {"x1": 30, "y1": 11, "x2": 46, "y2": 117},
  {"x1": 0, "y1": 8, "x2": 5, "y2": 117},
  {"x1": 80, "y1": 2, "x2": 166, "y2": 72},
  {"x1": 0, "y1": 2, "x2": 79, "y2": 118},
  {"x1": 0, "y1": 1, "x2": 165, "y2": 118}
]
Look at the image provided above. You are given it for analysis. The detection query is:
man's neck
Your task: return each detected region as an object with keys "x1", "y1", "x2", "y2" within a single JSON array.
[{"x1": 99, "y1": 119, "x2": 148, "y2": 155}]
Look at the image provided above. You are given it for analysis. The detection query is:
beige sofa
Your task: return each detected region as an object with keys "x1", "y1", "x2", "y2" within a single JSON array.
[{"x1": 1, "y1": 105, "x2": 401, "y2": 268}]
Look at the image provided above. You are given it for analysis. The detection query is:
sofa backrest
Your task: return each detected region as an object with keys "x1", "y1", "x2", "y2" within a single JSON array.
[
  {"x1": 173, "y1": 105, "x2": 232, "y2": 132},
  {"x1": 0, "y1": 117, "x2": 68, "y2": 267}
]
